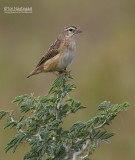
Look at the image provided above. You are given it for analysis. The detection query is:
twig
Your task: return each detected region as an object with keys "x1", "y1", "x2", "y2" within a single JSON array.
[
  {"x1": 72, "y1": 139, "x2": 90, "y2": 160},
  {"x1": 35, "y1": 128, "x2": 42, "y2": 141},
  {"x1": 94, "y1": 120, "x2": 106, "y2": 130},
  {"x1": 63, "y1": 143, "x2": 72, "y2": 160},
  {"x1": 42, "y1": 153, "x2": 46, "y2": 160},
  {"x1": 56, "y1": 91, "x2": 64, "y2": 120},
  {"x1": 80, "y1": 154, "x2": 89, "y2": 159},
  {"x1": 11, "y1": 117, "x2": 14, "y2": 122}
]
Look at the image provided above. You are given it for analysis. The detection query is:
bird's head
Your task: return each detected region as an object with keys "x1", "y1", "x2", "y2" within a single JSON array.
[{"x1": 62, "y1": 25, "x2": 82, "y2": 38}]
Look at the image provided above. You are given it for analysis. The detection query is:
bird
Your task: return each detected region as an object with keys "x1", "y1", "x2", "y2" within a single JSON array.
[{"x1": 27, "y1": 25, "x2": 82, "y2": 78}]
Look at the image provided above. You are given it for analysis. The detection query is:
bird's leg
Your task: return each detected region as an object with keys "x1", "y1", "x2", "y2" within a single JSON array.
[
  {"x1": 52, "y1": 69, "x2": 69, "y2": 76},
  {"x1": 52, "y1": 72, "x2": 59, "y2": 76},
  {"x1": 52, "y1": 70, "x2": 67, "y2": 76}
]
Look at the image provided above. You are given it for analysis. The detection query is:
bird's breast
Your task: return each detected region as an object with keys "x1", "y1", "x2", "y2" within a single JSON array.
[{"x1": 59, "y1": 47, "x2": 76, "y2": 70}]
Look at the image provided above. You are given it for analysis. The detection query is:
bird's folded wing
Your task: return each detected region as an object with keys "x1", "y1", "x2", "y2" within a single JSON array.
[{"x1": 36, "y1": 38, "x2": 61, "y2": 67}]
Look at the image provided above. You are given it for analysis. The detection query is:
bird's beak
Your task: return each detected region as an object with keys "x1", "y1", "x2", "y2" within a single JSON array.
[{"x1": 76, "y1": 28, "x2": 83, "y2": 34}]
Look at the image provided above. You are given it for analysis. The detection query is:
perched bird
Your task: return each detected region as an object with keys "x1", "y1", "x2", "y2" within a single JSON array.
[{"x1": 27, "y1": 25, "x2": 82, "y2": 78}]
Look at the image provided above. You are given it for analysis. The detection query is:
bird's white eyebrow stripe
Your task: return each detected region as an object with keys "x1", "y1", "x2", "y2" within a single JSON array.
[{"x1": 65, "y1": 27, "x2": 76, "y2": 31}]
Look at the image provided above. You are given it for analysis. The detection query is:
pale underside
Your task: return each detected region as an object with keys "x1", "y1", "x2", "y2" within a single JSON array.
[{"x1": 40, "y1": 48, "x2": 76, "y2": 72}]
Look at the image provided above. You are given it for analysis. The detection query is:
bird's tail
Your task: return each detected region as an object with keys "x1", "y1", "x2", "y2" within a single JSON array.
[{"x1": 27, "y1": 68, "x2": 41, "y2": 78}]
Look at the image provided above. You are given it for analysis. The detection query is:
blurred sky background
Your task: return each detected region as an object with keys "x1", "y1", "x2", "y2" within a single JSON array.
[{"x1": 0, "y1": 0, "x2": 135, "y2": 159}]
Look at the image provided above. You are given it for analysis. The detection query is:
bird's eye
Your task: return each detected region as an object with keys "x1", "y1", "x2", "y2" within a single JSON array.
[{"x1": 69, "y1": 28, "x2": 73, "y2": 32}]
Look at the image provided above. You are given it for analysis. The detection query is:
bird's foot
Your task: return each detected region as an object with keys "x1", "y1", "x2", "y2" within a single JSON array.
[
  {"x1": 60, "y1": 72, "x2": 69, "y2": 76},
  {"x1": 52, "y1": 72, "x2": 59, "y2": 76},
  {"x1": 52, "y1": 70, "x2": 69, "y2": 76}
]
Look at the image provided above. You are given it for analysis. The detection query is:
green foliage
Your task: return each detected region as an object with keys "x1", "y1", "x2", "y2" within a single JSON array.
[{"x1": 0, "y1": 73, "x2": 129, "y2": 160}]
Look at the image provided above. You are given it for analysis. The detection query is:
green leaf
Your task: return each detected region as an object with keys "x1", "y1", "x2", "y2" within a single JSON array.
[
  {"x1": 101, "y1": 132, "x2": 115, "y2": 140},
  {"x1": 103, "y1": 139, "x2": 111, "y2": 144},
  {"x1": 12, "y1": 95, "x2": 28, "y2": 104},
  {"x1": 98, "y1": 101, "x2": 110, "y2": 111},
  {"x1": 96, "y1": 131, "x2": 107, "y2": 139},
  {"x1": 0, "y1": 111, "x2": 7, "y2": 120},
  {"x1": 5, "y1": 134, "x2": 26, "y2": 153}
]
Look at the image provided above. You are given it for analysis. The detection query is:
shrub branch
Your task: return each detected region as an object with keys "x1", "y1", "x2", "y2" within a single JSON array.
[{"x1": 0, "y1": 72, "x2": 129, "y2": 160}]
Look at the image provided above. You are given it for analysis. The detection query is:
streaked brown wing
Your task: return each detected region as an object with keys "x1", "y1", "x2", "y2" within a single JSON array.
[{"x1": 36, "y1": 38, "x2": 61, "y2": 67}]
